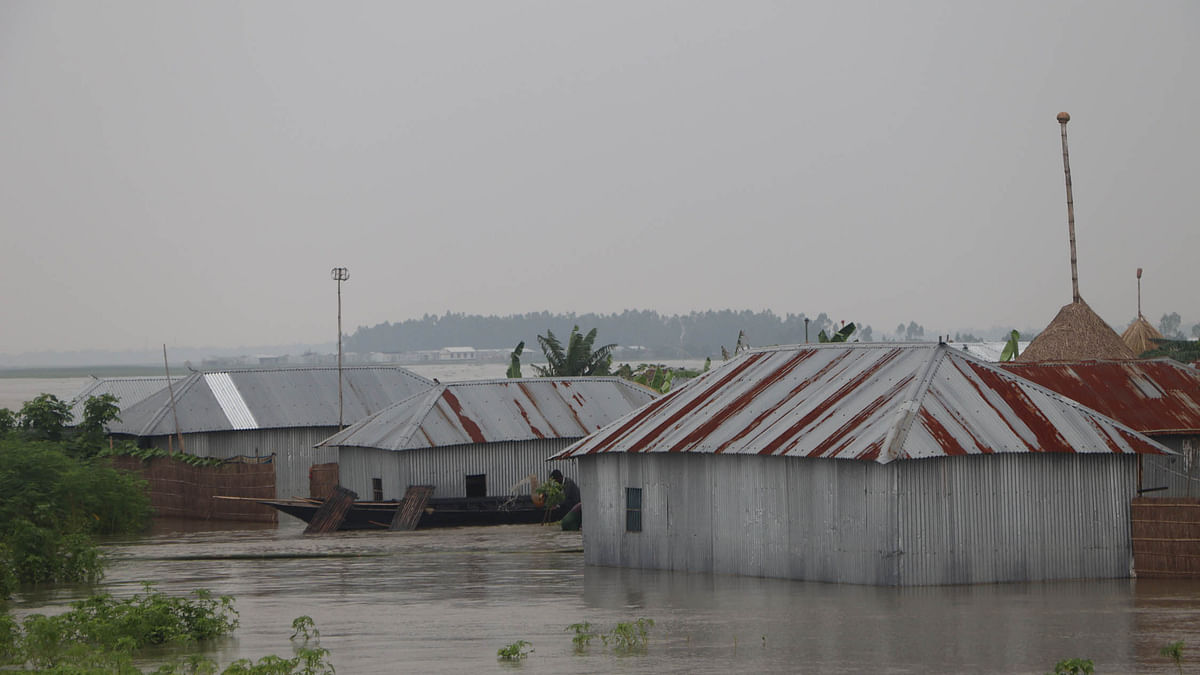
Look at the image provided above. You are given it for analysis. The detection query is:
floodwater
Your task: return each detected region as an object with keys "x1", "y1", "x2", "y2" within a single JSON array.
[{"x1": 10, "y1": 517, "x2": 1200, "y2": 674}]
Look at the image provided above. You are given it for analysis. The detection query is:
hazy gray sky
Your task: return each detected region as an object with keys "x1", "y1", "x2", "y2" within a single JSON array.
[{"x1": 2, "y1": 1, "x2": 1196, "y2": 354}]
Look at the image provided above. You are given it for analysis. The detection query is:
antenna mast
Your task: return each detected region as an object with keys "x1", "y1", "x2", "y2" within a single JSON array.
[{"x1": 1058, "y1": 112, "x2": 1081, "y2": 303}]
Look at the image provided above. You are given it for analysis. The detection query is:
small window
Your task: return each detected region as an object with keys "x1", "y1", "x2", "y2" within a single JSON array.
[
  {"x1": 625, "y1": 487, "x2": 642, "y2": 533},
  {"x1": 372, "y1": 478, "x2": 383, "y2": 501},
  {"x1": 465, "y1": 474, "x2": 487, "y2": 498}
]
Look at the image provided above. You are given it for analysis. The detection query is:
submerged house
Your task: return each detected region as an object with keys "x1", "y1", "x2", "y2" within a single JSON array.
[
  {"x1": 317, "y1": 377, "x2": 657, "y2": 502},
  {"x1": 107, "y1": 365, "x2": 435, "y2": 498},
  {"x1": 1003, "y1": 359, "x2": 1200, "y2": 496},
  {"x1": 553, "y1": 342, "x2": 1171, "y2": 586}
]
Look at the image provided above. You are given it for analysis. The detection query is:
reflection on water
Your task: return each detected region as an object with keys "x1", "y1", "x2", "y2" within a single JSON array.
[{"x1": 11, "y1": 519, "x2": 1200, "y2": 674}]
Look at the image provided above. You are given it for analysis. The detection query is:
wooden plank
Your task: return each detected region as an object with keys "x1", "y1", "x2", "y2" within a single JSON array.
[
  {"x1": 304, "y1": 485, "x2": 358, "y2": 535},
  {"x1": 390, "y1": 485, "x2": 435, "y2": 531}
]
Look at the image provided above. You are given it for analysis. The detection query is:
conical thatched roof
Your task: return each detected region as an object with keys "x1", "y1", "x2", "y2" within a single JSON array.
[
  {"x1": 1015, "y1": 299, "x2": 1136, "y2": 362},
  {"x1": 1121, "y1": 315, "x2": 1164, "y2": 357}
]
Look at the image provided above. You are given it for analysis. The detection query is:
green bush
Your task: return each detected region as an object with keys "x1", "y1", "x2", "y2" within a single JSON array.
[{"x1": 0, "y1": 438, "x2": 151, "y2": 596}]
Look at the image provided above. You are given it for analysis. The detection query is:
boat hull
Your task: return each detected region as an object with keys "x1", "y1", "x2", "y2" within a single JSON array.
[{"x1": 260, "y1": 495, "x2": 566, "y2": 531}]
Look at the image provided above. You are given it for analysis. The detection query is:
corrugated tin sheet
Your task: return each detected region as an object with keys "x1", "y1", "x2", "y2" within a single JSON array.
[
  {"x1": 556, "y1": 343, "x2": 1171, "y2": 464},
  {"x1": 204, "y1": 373, "x2": 258, "y2": 430},
  {"x1": 1001, "y1": 359, "x2": 1200, "y2": 435},
  {"x1": 108, "y1": 366, "x2": 435, "y2": 436},
  {"x1": 67, "y1": 376, "x2": 179, "y2": 426},
  {"x1": 320, "y1": 377, "x2": 658, "y2": 451}
]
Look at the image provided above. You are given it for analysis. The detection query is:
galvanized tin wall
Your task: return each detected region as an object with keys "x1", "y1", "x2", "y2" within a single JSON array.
[
  {"x1": 581, "y1": 452, "x2": 1139, "y2": 586},
  {"x1": 1141, "y1": 436, "x2": 1200, "y2": 497},
  {"x1": 581, "y1": 453, "x2": 898, "y2": 584},
  {"x1": 895, "y1": 453, "x2": 1137, "y2": 585},
  {"x1": 145, "y1": 428, "x2": 340, "y2": 499},
  {"x1": 337, "y1": 439, "x2": 577, "y2": 500}
]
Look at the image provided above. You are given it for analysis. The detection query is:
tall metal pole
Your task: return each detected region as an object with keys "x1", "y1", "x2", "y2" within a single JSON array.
[
  {"x1": 1058, "y1": 112, "x2": 1081, "y2": 304},
  {"x1": 331, "y1": 267, "x2": 350, "y2": 430}
]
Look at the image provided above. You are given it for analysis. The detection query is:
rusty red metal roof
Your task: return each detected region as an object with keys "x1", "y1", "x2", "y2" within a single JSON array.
[
  {"x1": 1001, "y1": 359, "x2": 1200, "y2": 435},
  {"x1": 319, "y1": 377, "x2": 657, "y2": 450},
  {"x1": 553, "y1": 343, "x2": 1171, "y2": 463}
]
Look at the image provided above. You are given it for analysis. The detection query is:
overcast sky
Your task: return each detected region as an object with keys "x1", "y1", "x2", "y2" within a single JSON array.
[{"x1": 1, "y1": 1, "x2": 1196, "y2": 355}]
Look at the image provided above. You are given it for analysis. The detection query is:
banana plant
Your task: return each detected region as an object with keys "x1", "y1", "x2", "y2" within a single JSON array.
[
  {"x1": 818, "y1": 322, "x2": 857, "y2": 343},
  {"x1": 999, "y1": 330, "x2": 1020, "y2": 362},
  {"x1": 506, "y1": 341, "x2": 525, "y2": 378}
]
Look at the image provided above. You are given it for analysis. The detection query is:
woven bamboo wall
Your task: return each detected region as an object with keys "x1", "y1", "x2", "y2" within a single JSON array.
[
  {"x1": 309, "y1": 462, "x2": 339, "y2": 500},
  {"x1": 112, "y1": 456, "x2": 277, "y2": 523},
  {"x1": 1132, "y1": 497, "x2": 1200, "y2": 577}
]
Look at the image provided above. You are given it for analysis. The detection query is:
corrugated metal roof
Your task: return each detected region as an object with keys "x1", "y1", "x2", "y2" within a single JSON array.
[
  {"x1": 319, "y1": 377, "x2": 659, "y2": 451},
  {"x1": 67, "y1": 376, "x2": 180, "y2": 426},
  {"x1": 553, "y1": 343, "x2": 1171, "y2": 464},
  {"x1": 108, "y1": 366, "x2": 435, "y2": 436},
  {"x1": 1002, "y1": 359, "x2": 1200, "y2": 435}
]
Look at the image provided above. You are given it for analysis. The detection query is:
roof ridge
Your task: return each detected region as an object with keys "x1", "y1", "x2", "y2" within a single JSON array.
[
  {"x1": 390, "y1": 385, "x2": 449, "y2": 449},
  {"x1": 881, "y1": 344, "x2": 947, "y2": 463},
  {"x1": 142, "y1": 371, "x2": 201, "y2": 436}
]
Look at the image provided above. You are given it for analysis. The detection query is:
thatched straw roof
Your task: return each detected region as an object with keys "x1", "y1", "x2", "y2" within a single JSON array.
[
  {"x1": 1121, "y1": 315, "x2": 1164, "y2": 357},
  {"x1": 1015, "y1": 299, "x2": 1136, "y2": 362}
]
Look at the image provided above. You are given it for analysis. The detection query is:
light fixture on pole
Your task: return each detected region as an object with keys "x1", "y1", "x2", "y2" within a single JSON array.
[{"x1": 331, "y1": 267, "x2": 350, "y2": 429}]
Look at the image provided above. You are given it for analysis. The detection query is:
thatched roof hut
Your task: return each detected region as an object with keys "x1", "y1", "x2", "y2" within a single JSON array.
[
  {"x1": 1121, "y1": 315, "x2": 1164, "y2": 357},
  {"x1": 1015, "y1": 299, "x2": 1136, "y2": 362}
]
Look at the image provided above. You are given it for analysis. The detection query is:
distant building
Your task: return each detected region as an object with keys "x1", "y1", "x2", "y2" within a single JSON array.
[
  {"x1": 554, "y1": 343, "x2": 1170, "y2": 586},
  {"x1": 317, "y1": 377, "x2": 657, "y2": 501},
  {"x1": 108, "y1": 365, "x2": 435, "y2": 498},
  {"x1": 440, "y1": 347, "x2": 477, "y2": 361}
]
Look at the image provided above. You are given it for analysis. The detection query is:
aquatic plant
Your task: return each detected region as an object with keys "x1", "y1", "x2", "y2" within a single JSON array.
[
  {"x1": 602, "y1": 618, "x2": 654, "y2": 653},
  {"x1": 2, "y1": 585, "x2": 238, "y2": 670},
  {"x1": 1161, "y1": 640, "x2": 1185, "y2": 675},
  {"x1": 1, "y1": 588, "x2": 337, "y2": 674},
  {"x1": 1047, "y1": 658, "x2": 1094, "y2": 675},
  {"x1": 497, "y1": 639, "x2": 533, "y2": 661},
  {"x1": 567, "y1": 622, "x2": 597, "y2": 652}
]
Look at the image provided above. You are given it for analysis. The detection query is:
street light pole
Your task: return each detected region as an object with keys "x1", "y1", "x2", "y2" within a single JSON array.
[{"x1": 331, "y1": 267, "x2": 350, "y2": 430}]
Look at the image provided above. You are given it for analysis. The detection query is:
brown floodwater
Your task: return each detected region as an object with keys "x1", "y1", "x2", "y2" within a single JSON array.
[{"x1": 10, "y1": 517, "x2": 1200, "y2": 674}]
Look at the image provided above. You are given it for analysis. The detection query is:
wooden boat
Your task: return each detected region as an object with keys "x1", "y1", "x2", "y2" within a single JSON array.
[{"x1": 249, "y1": 494, "x2": 568, "y2": 531}]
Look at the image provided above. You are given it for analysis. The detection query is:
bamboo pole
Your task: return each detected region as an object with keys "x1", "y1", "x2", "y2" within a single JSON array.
[
  {"x1": 163, "y1": 344, "x2": 185, "y2": 454},
  {"x1": 1058, "y1": 112, "x2": 1081, "y2": 303}
]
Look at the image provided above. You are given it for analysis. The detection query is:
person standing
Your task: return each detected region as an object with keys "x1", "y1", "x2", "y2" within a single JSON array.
[{"x1": 549, "y1": 469, "x2": 581, "y2": 530}]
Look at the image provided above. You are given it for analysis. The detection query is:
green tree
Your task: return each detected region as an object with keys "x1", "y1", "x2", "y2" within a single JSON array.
[
  {"x1": 1160, "y1": 312, "x2": 1184, "y2": 339},
  {"x1": 18, "y1": 394, "x2": 71, "y2": 441},
  {"x1": 0, "y1": 409, "x2": 15, "y2": 435},
  {"x1": 80, "y1": 393, "x2": 121, "y2": 434},
  {"x1": 532, "y1": 326, "x2": 615, "y2": 377}
]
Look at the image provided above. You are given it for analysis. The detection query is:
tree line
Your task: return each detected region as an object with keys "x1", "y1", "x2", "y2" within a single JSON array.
[{"x1": 346, "y1": 309, "x2": 895, "y2": 358}]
